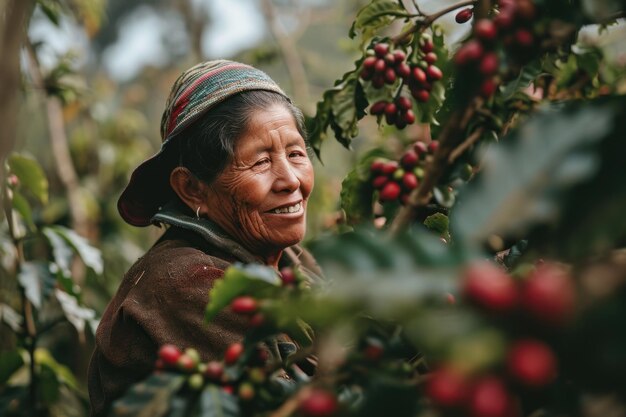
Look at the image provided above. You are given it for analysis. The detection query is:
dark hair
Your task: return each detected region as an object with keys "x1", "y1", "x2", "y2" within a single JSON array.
[{"x1": 176, "y1": 90, "x2": 307, "y2": 184}]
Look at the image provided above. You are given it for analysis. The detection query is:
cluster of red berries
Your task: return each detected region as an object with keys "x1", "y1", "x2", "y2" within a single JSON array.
[
  {"x1": 424, "y1": 259, "x2": 571, "y2": 417},
  {"x1": 360, "y1": 38, "x2": 444, "y2": 128},
  {"x1": 360, "y1": 43, "x2": 410, "y2": 88},
  {"x1": 369, "y1": 140, "x2": 438, "y2": 204},
  {"x1": 156, "y1": 342, "x2": 269, "y2": 401},
  {"x1": 461, "y1": 260, "x2": 576, "y2": 326},
  {"x1": 297, "y1": 388, "x2": 339, "y2": 417},
  {"x1": 454, "y1": 0, "x2": 539, "y2": 98},
  {"x1": 369, "y1": 96, "x2": 415, "y2": 129},
  {"x1": 426, "y1": 337, "x2": 557, "y2": 417}
]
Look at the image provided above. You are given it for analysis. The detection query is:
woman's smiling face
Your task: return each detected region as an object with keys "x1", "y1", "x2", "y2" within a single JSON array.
[{"x1": 202, "y1": 104, "x2": 314, "y2": 257}]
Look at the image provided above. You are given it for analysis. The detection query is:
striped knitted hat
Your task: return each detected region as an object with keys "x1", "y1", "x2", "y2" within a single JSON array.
[{"x1": 118, "y1": 60, "x2": 289, "y2": 227}]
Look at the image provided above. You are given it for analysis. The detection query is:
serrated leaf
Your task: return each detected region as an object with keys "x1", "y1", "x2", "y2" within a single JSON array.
[
  {"x1": 110, "y1": 372, "x2": 186, "y2": 417},
  {"x1": 205, "y1": 264, "x2": 281, "y2": 322},
  {"x1": 452, "y1": 98, "x2": 616, "y2": 246},
  {"x1": 46, "y1": 225, "x2": 103, "y2": 274},
  {"x1": 0, "y1": 350, "x2": 24, "y2": 385},
  {"x1": 55, "y1": 289, "x2": 96, "y2": 337},
  {"x1": 199, "y1": 385, "x2": 240, "y2": 417},
  {"x1": 349, "y1": 0, "x2": 408, "y2": 41},
  {"x1": 8, "y1": 154, "x2": 49, "y2": 204}
]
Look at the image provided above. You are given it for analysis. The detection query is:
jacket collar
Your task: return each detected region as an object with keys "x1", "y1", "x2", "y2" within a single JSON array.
[{"x1": 151, "y1": 201, "x2": 259, "y2": 264}]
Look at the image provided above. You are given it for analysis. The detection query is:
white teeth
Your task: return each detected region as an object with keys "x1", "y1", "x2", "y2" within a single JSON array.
[{"x1": 272, "y1": 202, "x2": 301, "y2": 214}]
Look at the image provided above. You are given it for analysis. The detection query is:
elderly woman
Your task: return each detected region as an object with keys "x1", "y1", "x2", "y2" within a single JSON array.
[{"x1": 88, "y1": 60, "x2": 322, "y2": 417}]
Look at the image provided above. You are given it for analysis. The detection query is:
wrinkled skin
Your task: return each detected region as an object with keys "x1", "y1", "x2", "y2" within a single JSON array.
[{"x1": 202, "y1": 104, "x2": 314, "y2": 266}]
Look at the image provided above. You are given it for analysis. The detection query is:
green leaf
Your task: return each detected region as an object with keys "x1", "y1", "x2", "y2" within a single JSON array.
[
  {"x1": 42, "y1": 227, "x2": 73, "y2": 277},
  {"x1": 11, "y1": 190, "x2": 35, "y2": 231},
  {"x1": 205, "y1": 264, "x2": 281, "y2": 322},
  {"x1": 501, "y1": 61, "x2": 543, "y2": 100},
  {"x1": 109, "y1": 372, "x2": 186, "y2": 417},
  {"x1": 46, "y1": 225, "x2": 103, "y2": 274},
  {"x1": 55, "y1": 289, "x2": 97, "y2": 337},
  {"x1": 18, "y1": 261, "x2": 54, "y2": 309},
  {"x1": 36, "y1": 0, "x2": 62, "y2": 26},
  {"x1": 423, "y1": 213, "x2": 450, "y2": 239},
  {"x1": 199, "y1": 384, "x2": 240, "y2": 417},
  {"x1": 349, "y1": 0, "x2": 408, "y2": 41},
  {"x1": 452, "y1": 98, "x2": 617, "y2": 248},
  {"x1": 7, "y1": 154, "x2": 49, "y2": 204},
  {"x1": 35, "y1": 348, "x2": 79, "y2": 390},
  {"x1": 340, "y1": 148, "x2": 388, "y2": 225},
  {"x1": 0, "y1": 303, "x2": 23, "y2": 332},
  {"x1": 0, "y1": 350, "x2": 24, "y2": 386}
]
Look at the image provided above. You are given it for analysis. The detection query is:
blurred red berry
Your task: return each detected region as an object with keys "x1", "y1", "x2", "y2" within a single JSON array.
[
  {"x1": 370, "y1": 100, "x2": 387, "y2": 115},
  {"x1": 372, "y1": 175, "x2": 389, "y2": 189},
  {"x1": 204, "y1": 360, "x2": 224, "y2": 381},
  {"x1": 374, "y1": 43, "x2": 389, "y2": 57},
  {"x1": 426, "y1": 65, "x2": 443, "y2": 81},
  {"x1": 402, "y1": 172, "x2": 418, "y2": 190},
  {"x1": 521, "y1": 264, "x2": 576, "y2": 326},
  {"x1": 280, "y1": 267, "x2": 297, "y2": 285},
  {"x1": 425, "y1": 367, "x2": 470, "y2": 409},
  {"x1": 507, "y1": 339, "x2": 557, "y2": 388},
  {"x1": 231, "y1": 296, "x2": 258, "y2": 314},
  {"x1": 468, "y1": 376, "x2": 512, "y2": 417},
  {"x1": 224, "y1": 343, "x2": 244, "y2": 365},
  {"x1": 298, "y1": 389, "x2": 338, "y2": 417},
  {"x1": 462, "y1": 261, "x2": 518, "y2": 313},
  {"x1": 158, "y1": 344, "x2": 181, "y2": 367},
  {"x1": 379, "y1": 182, "x2": 401, "y2": 201},
  {"x1": 424, "y1": 52, "x2": 438, "y2": 65},
  {"x1": 475, "y1": 19, "x2": 498, "y2": 41}
]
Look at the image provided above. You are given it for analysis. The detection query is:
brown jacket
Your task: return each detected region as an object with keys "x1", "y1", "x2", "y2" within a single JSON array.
[{"x1": 88, "y1": 215, "x2": 322, "y2": 417}]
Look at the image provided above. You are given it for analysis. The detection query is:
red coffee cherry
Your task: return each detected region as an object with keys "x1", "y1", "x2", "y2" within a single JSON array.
[
  {"x1": 428, "y1": 140, "x2": 439, "y2": 153},
  {"x1": 411, "y1": 89, "x2": 430, "y2": 103},
  {"x1": 413, "y1": 141, "x2": 428, "y2": 155},
  {"x1": 401, "y1": 150, "x2": 419, "y2": 168},
  {"x1": 177, "y1": 354, "x2": 196, "y2": 372},
  {"x1": 480, "y1": 78, "x2": 498, "y2": 98},
  {"x1": 393, "y1": 50, "x2": 406, "y2": 63},
  {"x1": 374, "y1": 43, "x2": 389, "y2": 57},
  {"x1": 298, "y1": 389, "x2": 338, "y2": 417},
  {"x1": 372, "y1": 175, "x2": 389, "y2": 189},
  {"x1": 424, "y1": 52, "x2": 438, "y2": 65},
  {"x1": 411, "y1": 66, "x2": 427, "y2": 84},
  {"x1": 158, "y1": 344, "x2": 182, "y2": 367},
  {"x1": 370, "y1": 159, "x2": 385, "y2": 173},
  {"x1": 379, "y1": 181, "x2": 401, "y2": 202},
  {"x1": 494, "y1": 10, "x2": 515, "y2": 30},
  {"x1": 515, "y1": 29, "x2": 534, "y2": 48},
  {"x1": 402, "y1": 172, "x2": 418, "y2": 190},
  {"x1": 374, "y1": 58, "x2": 386, "y2": 73},
  {"x1": 480, "y1": 52, "x2": 500, "y2": 76},
  {"x1": 475, "y1": 19, "x2": 498, "y2": 41},
  {"x1": 455, "y1": 7, "x2": 474, "y2": 24},
  {"x1": 204, "y1": 360, "x2": 224, "y2": 381},
  {"x1": 224, "y1": 343, "x2": 244, "y2": 365},
  {"x1": 381, "y1": 161, "x2": 399, "y2": 175},
  {"x1": 507, "y1": 339, "x2": 557, "y2": 388},
  {"x1": 421, "y1": 38, "x2": 434, "y2": 53},
  {"x1": 520, "y1": 264, "x2": 576, "y2": 326},
  {"x1": 402, "y1": 109, "x2": 416, "y2": 125},
  {"x1": 384, "y1": 102, "x2": 398, "y2": 117},
  {"x1": 231, "y1": 296, "x2": 258, "y2": 315},
  {"x1": 362, "y1": 56, "x2": 377, "y2": 70},
  {"x1": 454, "y1": 40, "x2": 484, "y2": 66},
  {"x1": 467, "y1": 376, "x2": 513, "y2": 417},
  {"x1": 359, "y1": 68, "x2": 373, "y2": 81},
  {"x1": 425, "y1": 367, "x2": 470, "y2": 409},
  {"x1": 384, "y1": 67, "x2": 397, "y2": 84},
  {"x1": 462, "y1": 261, "x2": 518, "y2": 313},
  {"x1": 426, "y1": 65, "x2": 443, "y2": 81},
  {"x1": 515, "y1": 0, "x2": 536, "y2": 21},
  {"x1": 396, "y1": 96, "x2": 412, "y2": 111},
  {"x1": 363, "y1": 338, "x2": 384, "y2": 362},
  {"x1": 280, "y1": 267, "x2": 297, "y2": 285},
  {"x1": 370, "y1": 100, "x2": 387, "y2": 115},
  {"x1": 395, "y1": 62, "x2": 411, "y2": 79}
]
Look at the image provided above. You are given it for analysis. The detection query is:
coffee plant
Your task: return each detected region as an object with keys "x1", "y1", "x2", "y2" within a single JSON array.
[
  {"x1": 100, "y1": 0, "x2": 626, "y2": 416},
  {"x1": 3, "y1": 0, "x2": 626, "y2": 416}
]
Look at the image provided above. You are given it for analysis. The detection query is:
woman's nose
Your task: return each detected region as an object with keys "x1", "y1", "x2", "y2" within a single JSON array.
[{"x1": 272, "y1": 158, "x2": 300, "y2": 193}]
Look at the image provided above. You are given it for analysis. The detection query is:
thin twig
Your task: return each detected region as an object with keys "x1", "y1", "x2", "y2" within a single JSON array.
[
  {"x1": 392, "y1": 0, "x2": 477, "y2": 45},
  {"x1": 448, "y1": 127, "x2": 485, "y2": 163}
]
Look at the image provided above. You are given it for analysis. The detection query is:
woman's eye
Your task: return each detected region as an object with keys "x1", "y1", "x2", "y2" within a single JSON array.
[{"x1": 254, "y1": 158, "x2": 270, "y2": 167}]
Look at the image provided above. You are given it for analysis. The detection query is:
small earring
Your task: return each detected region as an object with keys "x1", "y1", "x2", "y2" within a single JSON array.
[{"x1": 196, "y1": 206, "x2": 201, "y2": 219}]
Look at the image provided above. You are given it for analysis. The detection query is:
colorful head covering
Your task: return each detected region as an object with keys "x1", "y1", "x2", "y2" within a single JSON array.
[{"x1": 117, "y1": 60, "x2": 289, "y2": 227}]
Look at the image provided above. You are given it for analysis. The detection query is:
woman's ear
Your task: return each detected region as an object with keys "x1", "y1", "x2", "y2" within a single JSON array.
[{"x1": 169, "y1": 167, "x2": 209, "y2": 214}]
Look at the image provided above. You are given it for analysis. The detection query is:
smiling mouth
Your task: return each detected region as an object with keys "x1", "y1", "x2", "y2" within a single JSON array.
[{"x1": 269, "y1": 202, "x2": 302, "y2": 214}]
